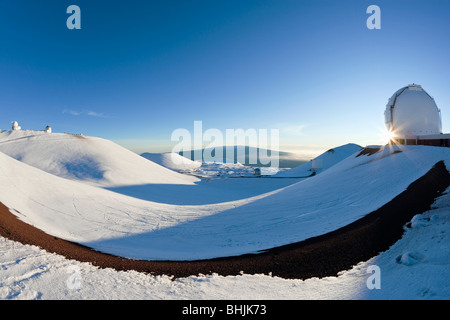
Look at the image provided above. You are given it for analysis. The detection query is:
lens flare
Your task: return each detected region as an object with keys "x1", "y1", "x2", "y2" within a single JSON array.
[{"x1": 378, "y1": 128, "x2": 396, "y2": 145}]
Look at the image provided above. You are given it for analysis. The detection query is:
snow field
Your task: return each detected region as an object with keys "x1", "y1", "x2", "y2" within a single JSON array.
[{"x1": 1, "y1": 186, "x2": 449, "y2": 300}]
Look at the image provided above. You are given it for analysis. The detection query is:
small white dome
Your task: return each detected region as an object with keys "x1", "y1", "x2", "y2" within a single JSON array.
[
  {"x1": 385, "y1": 84, "x2": 442, "y2": 137},
  {"x1": 11, "y1": 121, "x2": 21, "y2": 131}
]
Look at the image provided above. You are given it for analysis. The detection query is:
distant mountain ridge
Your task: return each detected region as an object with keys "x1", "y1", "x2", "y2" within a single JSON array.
[
  {"x1": 275, "y1": 143, "x2": 363, "y2": 177},
  {"x1": 175, "y1": 145, "x2": 307, "y2": 168}
]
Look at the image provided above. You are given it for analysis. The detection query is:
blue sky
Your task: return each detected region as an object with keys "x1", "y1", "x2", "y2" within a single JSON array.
[{"x1": 1, "y1": 0, "x2": 449, "y2": 157}]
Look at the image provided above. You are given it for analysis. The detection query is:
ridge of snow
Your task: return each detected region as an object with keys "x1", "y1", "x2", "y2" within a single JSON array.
[{"x1": 275, "y1": 143, "x2": 363, "y2": 177}]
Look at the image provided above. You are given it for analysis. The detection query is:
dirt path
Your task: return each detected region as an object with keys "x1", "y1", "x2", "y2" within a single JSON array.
[{"x1": 0, "y1": 161, "x2": 448, "y2": 280}]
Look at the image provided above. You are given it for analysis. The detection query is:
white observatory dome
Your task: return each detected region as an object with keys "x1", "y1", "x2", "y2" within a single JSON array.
[{"x1": 385, "y1": 84, "x2": 442, "y2": 138}]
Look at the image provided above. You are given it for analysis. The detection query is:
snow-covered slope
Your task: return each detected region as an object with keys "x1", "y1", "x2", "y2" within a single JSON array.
[
  {"x1": 0, "y1": 130, "x2": 294, "y2": 206},
  {"x1": 140, "y1": 152, "x2": 202, "y2": 171},
  {"x1": 0, "y1": 188, "x2": 450, "y2": 301},
  {"x1": 275, "y1": 143, "x2": 362, "y2": 177},
  {"x1": 2, "y1": 185, "x2": 449, "y2": 299},
  {"x1": 0, "y1": 130, "x2": 198, "y2": 187},
  {"x1": 0, "y1": 135, "x2": 449, "y2": 260}
]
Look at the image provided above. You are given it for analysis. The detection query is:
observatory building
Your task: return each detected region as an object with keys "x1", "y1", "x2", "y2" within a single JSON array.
[
  {"x1": 385, "y1": 84, "x2": 450, "y2": 147},
  {"x1": 11, "y1": 121, "x2": 21, "y2": 131}
]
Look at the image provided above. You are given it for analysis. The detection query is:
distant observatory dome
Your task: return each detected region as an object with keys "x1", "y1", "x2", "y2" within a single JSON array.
[
  {"x1": 11, "y1": 121, "x2": 21, "y2": 131},
  {"x1": 385, "y1": 84, "x2": 442, "y2": 138}
]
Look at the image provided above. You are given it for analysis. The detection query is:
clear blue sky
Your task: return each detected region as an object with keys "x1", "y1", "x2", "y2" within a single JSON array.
[{"x1": 1, "y1": 0, "x2": 449, "y2": 157}]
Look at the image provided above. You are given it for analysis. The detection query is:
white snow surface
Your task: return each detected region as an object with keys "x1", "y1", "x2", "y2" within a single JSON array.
[
  {"x1": 1, "y1": 186, "x2": 449, "y2": 300},
  {"x1": 275, "y1": 143, "x2": 363, "y2": 177},
  {"x1": 0, "y1": 131, "x2": 449, "y2": 261}
]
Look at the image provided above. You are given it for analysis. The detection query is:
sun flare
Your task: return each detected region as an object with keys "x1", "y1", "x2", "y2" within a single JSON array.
[{"x1": 378, "y1": 128, "x2": 396, "y2": 145}]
